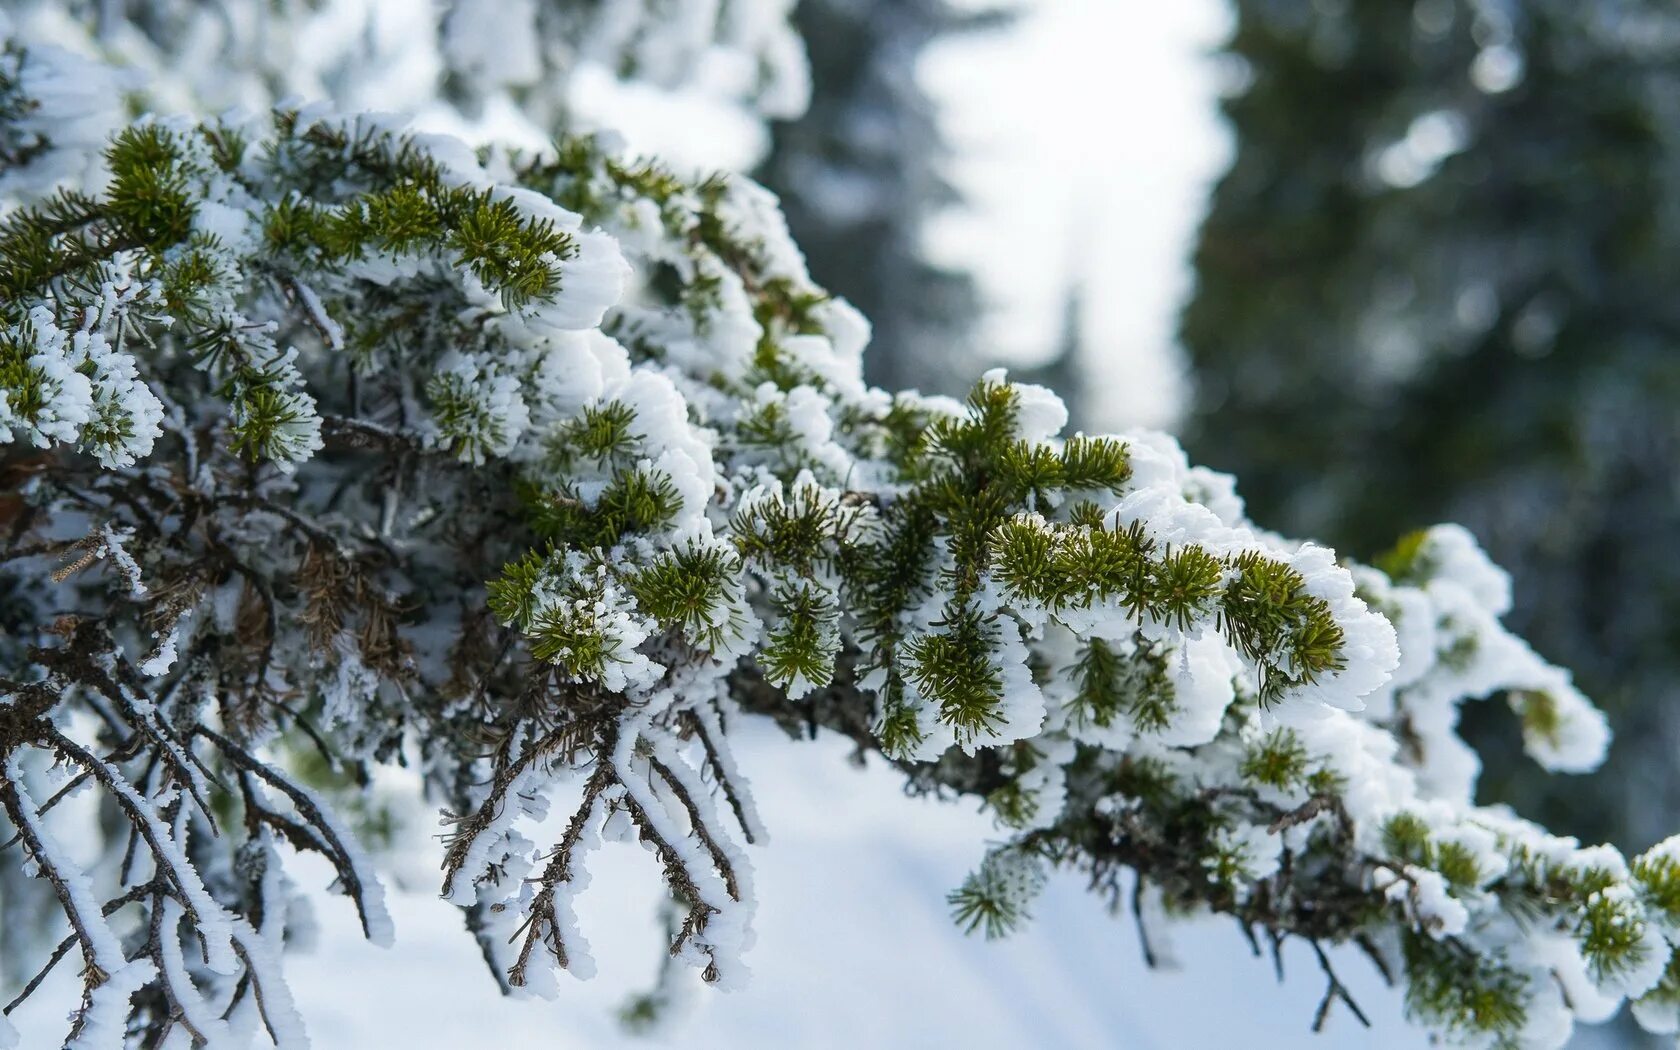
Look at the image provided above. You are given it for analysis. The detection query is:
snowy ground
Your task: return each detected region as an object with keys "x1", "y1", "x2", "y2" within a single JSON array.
[
  {"x1": 306, "y1": 724, "x2": 1438, "y2": 1049},
  {"x1": 9, "y1": 721, "x2": 1431, "y2": 1049},
  {"x1": 282, "y1": 721, "x2": 1431, "y2": 1050}
]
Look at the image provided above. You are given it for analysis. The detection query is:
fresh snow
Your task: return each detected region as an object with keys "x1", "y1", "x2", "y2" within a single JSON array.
[{"x1": 10, "y1": 720, "x2": 1431, "y2": 1049}]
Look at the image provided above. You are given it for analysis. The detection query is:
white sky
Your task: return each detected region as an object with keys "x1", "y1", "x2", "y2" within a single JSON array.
[{"x1": 924, "y1": 0, "x2": 1235, "y2": 432}]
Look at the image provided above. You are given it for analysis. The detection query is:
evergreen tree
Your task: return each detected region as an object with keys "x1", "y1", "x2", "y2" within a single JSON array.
[
  {"x1": 0, "y1": 8, "x2": 1678, "y2": 1049},
  {"x1": 1180, "y1": 0, "x2": 1680, "y2": 855},
  {"x1": 757, "y1": 0, "x2": 998, "y2": 395}
]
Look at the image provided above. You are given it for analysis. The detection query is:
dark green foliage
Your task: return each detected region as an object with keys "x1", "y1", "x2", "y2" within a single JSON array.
[
  {"x1": 104, "y1": 125, "x2": 196, "y2": 247},
  {"x1": 1633, "y1": 850, "x2": 1680, "y2": 926},
  {"x1": 1059, "y1": 434, "x2": 1134, "y2": 492},
  {"x1": 522, "y1": 467, "x2": 683, "y2": 549},
  {"x1": 902, "y1": 601, "x2": 1006, "y2": 742},
  {"x1": 9, "y1": 32, "x2": 1669, "y2": 1046},
  {"x1": 0, "y1": 127, "x2": 199, "y2": 305},
  {"x1": 0, "y1": 320, "x2": 46, "y2": 422},
  {"x1": 1066, "y1": 638, "x2": 1128, "y2": 729},
  {"x1": 730, "y1": 483, "x2": 862, "y2": 574},
  {"x1": 1380, "y1": 811, "x2": 1484, "y2": 889},
  {"x1": 526, "y1": 602, "x2": 622, "y2": 678},
  {"x1": 1381, "y1": 812, "x2": 1433, "y2": 866},
  {"x1": 1180, "y1": 0, "x2": 1680, "y2": 847},
  {"x1": 1578, "y1": 890, "x2": 1656, "y2": 987},
  {"x1": 488, "y1": 548, "x2": 548, "y2": 628},
  {"x1": 1240, "y1": 727, "x2": 1310, "y2": 791},
  {"x1": 759, "y1": 578, "x2": 839, "y2": 694},
  {"x1": 990, "y1": 516, "x2": 1344, "y2": 705},
  {"x1": 1402, "y1": 931, "x2": 1529, "y2": 1042},
  {"x1": 623, "y1": 542, "x2": 742, "y2": 652},
  {"x1": 228, "y1": 385, "x2": 310, "y2": 462},
  {"x1": 947, "y1": 879, "x2": 1023, "y2": 940},
  {"x1": 268, "y1": 181, "x2": 574, "y2": 309},
  {"x1": 985, "y1": 743, "x2": 1046, "y2": 827},
  {"x1": 947, "y1": 847, "x2": 1043, "y2": 940},
  {"x1": 1062, "y1": 637, "x2": 1181, "y2": 738},
  {"x1": 1154, "y1": 546, "x2": 1225, "y2": 631}
]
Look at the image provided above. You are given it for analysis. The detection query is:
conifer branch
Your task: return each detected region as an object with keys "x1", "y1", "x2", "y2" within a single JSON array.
[{"x1": 0, "y1": 21, "x2": 1667, "y2": 1049}]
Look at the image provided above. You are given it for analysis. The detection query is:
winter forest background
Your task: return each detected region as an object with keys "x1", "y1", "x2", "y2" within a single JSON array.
[{"x1": 3, "y1": 0, "x2": 1678, "y2": 1047}]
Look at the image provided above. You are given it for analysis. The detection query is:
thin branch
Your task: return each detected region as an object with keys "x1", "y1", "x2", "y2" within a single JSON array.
[{"x1": 1309, "y1": 938, "x2": 1371, "y2": 1033}]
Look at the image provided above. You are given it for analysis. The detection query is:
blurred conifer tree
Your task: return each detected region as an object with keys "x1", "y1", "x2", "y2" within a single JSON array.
[
  {"x1": 1182, "y1": 0, "x2": 1680, "y2": 853},
  {"x1": 758, "y1": 0, "x2": 1002, "y2": 396}
]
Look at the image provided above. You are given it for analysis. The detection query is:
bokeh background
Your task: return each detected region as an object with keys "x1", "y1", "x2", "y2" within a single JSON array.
[{"x1": 10, "y1": 0, "x2": 1678, "y2": 1045}]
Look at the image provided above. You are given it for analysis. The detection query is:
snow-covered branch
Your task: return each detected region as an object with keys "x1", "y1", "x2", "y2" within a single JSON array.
[{"x1": 0, "y1": 23, "x2": 1672, "y2": 1050}]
